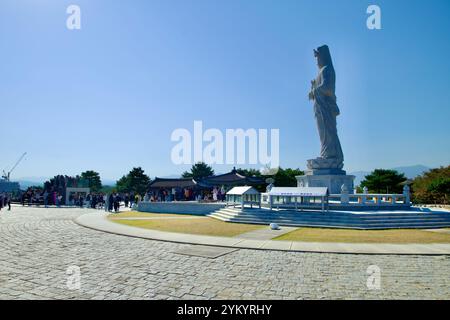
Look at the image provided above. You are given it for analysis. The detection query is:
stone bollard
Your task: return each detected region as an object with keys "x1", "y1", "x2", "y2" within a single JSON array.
[
  {"x1": 340, "y1": 184, "x2": 349, "y2": 204},
  {"x1": 361, "y1": 186, "x2": 368, "y2": 205},
  {"x1": 376, "y1": 196, "x2": 381, "y2": 205},
  {"x1": 270, "y1": 223, "x2": 280, "y2": 230},
  {"x1": 403, "y1": 185, "x2": 411, "y2": 205}
]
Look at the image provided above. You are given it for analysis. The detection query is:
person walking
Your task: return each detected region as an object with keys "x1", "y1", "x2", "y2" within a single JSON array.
[
  {"x1": 103, "y1": 194, "x2": 108, "y2": 211},
  {"x1": 44, "y1": 191, "x2": 49, "y2": 208},
  {"x1": 129, "y1": 192, "x2": 134, "y2": 208},
  {"x1": 108, "y1": 193, "x2": 114, "y2": 212},
  {"x1": 56, "y1": 194, "x2": 62, "y2": 207},
  {"x1": 113, "y1": 193, "x2": 120, "y2": 213},
  {"x1": 124, "y1": 193, "x2": 129, "y2": 208},
  {"x1": 21, "y1": 192, "x2": 26, "y2": 206},
  {"x1": 85, "y1": 194, "x2": 91, "y2": 209},
  {"x1": 7, "y1": 194, "x2": 11, "y2": 211}
]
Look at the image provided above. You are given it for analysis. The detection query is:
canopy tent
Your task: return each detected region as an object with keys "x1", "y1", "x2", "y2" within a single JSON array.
[
  {"x1": 268, "y1": 187, "x2": 329, "y2": 212},
  {"x1": 269, "y1": 187, "x2": 329, "y2": 197},
  {"x1": 226, "y1": 186, "x2": 261, "y2": 209}
]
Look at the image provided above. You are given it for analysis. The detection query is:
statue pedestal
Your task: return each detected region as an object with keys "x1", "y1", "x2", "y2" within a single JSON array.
[{"x1": 296, "y1": 169, "x2": 355, "y2": 195}]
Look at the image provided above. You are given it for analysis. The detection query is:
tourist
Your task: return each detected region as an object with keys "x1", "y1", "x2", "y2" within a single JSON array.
[
  {"x1": 124, "y1": 193, "x2": 130, "y2": 208},
  {"x1": 21, "y1": 192, "x2": 26, "y2": 206},
  {"x1": 7, "y1": 194, "x2": 11, "y2": 211},
  {"x1": 57, "y1": 194, "x2": 62, "y2": 207},
  {"x1": 100, "y1": 193, "x2": 106, "y2": 209},
  {"x1": 129, "y1": 192, "x2": 134, "y2": 208},
  {"x1": 43, "y1": 190, "x2": 49, "y2": 208},
  {"x1": 220, "y1": 186, "x2": 226, "y2": 201},
  {"x1": 85, "y1": 194, "x2": 91, "y2": 209},
  {"x1": 108, "y1": 193, "x2": 114, "y2": 212},
  {"x1": 103, "y1": 194, "x2": 108, "y2": 212},
  {"x1": 113, "y1": 193, "x2": 120, "y2": 213},
  {"x1": 0, "y1": 193, "x2": 10, "y2": 211},
  {"x1": 135, "y1": 194, "x2": 141, "y2": 206},
  {"x1": 213, "y1": 187, "x2": 218, "y2": 201}
]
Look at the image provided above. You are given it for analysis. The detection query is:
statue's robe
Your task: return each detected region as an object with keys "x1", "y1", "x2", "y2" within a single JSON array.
[{"x1": 312, "y1": 65, "x2": 344, "y2": 166}]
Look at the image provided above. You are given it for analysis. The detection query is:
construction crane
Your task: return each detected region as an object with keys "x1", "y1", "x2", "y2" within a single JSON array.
[{"x1": 2, "y1": 152, "x2": 27, "y2": 182}]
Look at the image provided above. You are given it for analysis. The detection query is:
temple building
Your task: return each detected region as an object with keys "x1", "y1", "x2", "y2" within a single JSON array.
[{"x1": 147, "y1": 169, "x2": 265, "y2": 201}]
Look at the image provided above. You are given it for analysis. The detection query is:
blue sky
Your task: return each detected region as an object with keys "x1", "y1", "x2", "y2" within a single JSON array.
[{"x1": 1, "y1": 0, "x2": 449, "y2": 181}]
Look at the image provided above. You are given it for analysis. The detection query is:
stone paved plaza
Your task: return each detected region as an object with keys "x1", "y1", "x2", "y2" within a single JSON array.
[{"x1": 0, "y1": 206, "x2": 449, "y2": 300}]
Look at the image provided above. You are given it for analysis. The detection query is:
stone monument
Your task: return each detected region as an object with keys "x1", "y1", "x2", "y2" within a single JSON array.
[{"x1": 297, "y1": 45, "x2": 355, "y2": 194}]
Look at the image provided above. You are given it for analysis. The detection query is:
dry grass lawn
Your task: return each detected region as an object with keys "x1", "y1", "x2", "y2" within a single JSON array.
[
  {"x1": 108, "y1": 212, "x2": 450, "y2": 243},
  {"x1": 110, "y1": 217, "x2": 265, "y2": 237},
  {"x1": 108, "y1": 211, "x2": 190, "y2": 219},
  {"x1": 275, "y1": 228, "x2": 450, "y2": 243}
]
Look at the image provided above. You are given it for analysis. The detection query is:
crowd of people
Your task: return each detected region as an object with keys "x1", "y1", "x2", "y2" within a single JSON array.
[
  {"x1": 105, "y1": 192, "x2": 141, "y2": 213},
  {"x1": 2, "y1": 185, "x2": 229, "y2": 213},
  {"x1": 0, "y1": 193, "x2": 12, "y2": 211},
  {"x1": 147, "y1": 186, "x2": 227, "y2": 202},
  {"x1": 12, "y1": 188, "x2": 143, "y2": 214},
  {"x1": 20, "y1": 188, "x2": 64, "y2": 207}
]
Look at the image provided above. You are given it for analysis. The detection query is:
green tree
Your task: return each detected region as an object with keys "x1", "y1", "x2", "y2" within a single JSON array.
[
  {"x1": 235, "y1": 168, "x2": 267, "y2": 191},
  {"x1": 80, "y1": 170, "x2": 102, "y2": 192},
  {"x1": 116, "y1": 167, "x2": 150, "y2": 195},
  {"x1": 100, "y1": 185, "x2": 115, "y2": 195},
  {"x1": 116, "y1": 175, "x2": 128, "y2": 193},
  {"x1": 182, "y1": 162, "x2": 214, "y2": 180},
  {"x1": 427, "y1": 178, "x2": 450, "y2": 204},
  {"x1": 273, "y1": 168, "x2": 304, "y2": 187},
  {"x1": 360, "y1": 169, "x2": 406, "y2": 194},
  {"x1": 413, "y1": 166, "x2": 450, "y2": 204}
]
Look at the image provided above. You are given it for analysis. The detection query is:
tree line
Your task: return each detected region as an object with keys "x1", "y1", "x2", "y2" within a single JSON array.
[
  {"x1": 43, "y1": 163, "x2": 450, "y2": 204},
  {"x1": 358, "y1": 166, "x2": 449, "y2": 204}
]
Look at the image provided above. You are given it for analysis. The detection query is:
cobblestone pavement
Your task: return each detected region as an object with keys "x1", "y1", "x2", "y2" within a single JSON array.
[{"x1": 0, "y1": 206, "x2": 449, "y2": 300}]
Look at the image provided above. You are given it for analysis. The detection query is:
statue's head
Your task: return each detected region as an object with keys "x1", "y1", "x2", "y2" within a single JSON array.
[{"x1": 314, "y1": 45, "x2": 333, "y2": 68}]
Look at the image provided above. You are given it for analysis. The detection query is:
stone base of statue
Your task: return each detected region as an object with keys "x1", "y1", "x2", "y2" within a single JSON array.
[{"x1": 296, "y1": 158, "x2": 355, "y2": 194}]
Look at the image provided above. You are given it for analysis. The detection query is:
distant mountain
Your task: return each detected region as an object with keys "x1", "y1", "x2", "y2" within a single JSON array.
[
  {"x1": 391, "y1": 165, "x2": 430, "y2": 179},
  {"x1": 16, "y1": 179, "x2": 45, "y2": 189},
  {"x1": 16, "y1": 177, "x2": 119, "y2": 189},
  {"x1": 101, "y1": 179, "x2": 117, "y2": 187},
  {"x1": 350, "y1": 165, "x2": 430, "y2": 186}
]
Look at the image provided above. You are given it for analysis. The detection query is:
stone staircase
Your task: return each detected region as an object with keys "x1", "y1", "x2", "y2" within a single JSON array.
[{"x1": 208, "y1": 207, "x2": 450, "y2": 230}]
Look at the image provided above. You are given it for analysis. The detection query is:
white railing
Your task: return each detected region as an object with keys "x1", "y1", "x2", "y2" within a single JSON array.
[
  {"x1": 328, "y1": 193, "x2": 409, "y2": 205},
  {"x1": 261, "y1": 185, "x2": 411, "y2": 207}
]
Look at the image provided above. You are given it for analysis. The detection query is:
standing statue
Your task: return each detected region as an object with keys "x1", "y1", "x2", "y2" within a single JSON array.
[{"x1": 307, "y1": 45, "x2": 344, "y2": 170}]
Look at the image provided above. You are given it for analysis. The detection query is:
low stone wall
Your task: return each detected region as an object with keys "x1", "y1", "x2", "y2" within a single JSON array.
[
  {"x1": 137, "y1": 201, "x2": 226, "y2": 215},
  {"x1": 419, "y1": 204, "x2": 450, "y2": 211},
  {"x1": 261, "y1": 203, "x2": 412, "y2": 211}
]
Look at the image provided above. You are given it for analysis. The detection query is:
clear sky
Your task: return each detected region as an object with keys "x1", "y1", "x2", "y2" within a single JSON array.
[{"x1": 1, "y1": 0, "x2": 449, "y2": 181}]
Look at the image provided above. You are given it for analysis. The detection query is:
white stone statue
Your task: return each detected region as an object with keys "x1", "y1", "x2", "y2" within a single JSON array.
[{"x1": 308, "y1": 45, "x2": 344, "y2": 170}]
